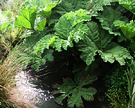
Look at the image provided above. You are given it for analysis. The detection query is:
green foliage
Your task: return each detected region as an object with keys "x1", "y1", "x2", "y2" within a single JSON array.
[
  {"x1": 53, "y1": 73, "x2": 97, "y2": 108},
  {"x1": 105, "y1": 60, "x2": 135, "y2": 108},
  {"x1": 5, "y1": 0, "x2": 135, "y2": 107},
  {"x1": 19, "y1": 29, "x2": 55, "y2": 71},
  {"x1": 78, "y1": 22, "x2": 131, "y2": 65},
  {"x1": 34, "y1": 9, "x2": 91, "y2": 54},
  {"x1": 116, "y1": 0, "x2": 135, "y2": 14},
  {"x1": 105, "y1": 66, "x2": 128, "y2": 108},
  {"x1": 96, "y1": 7, "x2": 128, "y2": 36},
  {"x1": 33, "y1": 9, "x2": 131, "y2": 67},
  {"x1": 39, "y1": 1, "x2": 58, "y2": 19},
  {"x1": 15, "y1": 8, "x2": 36, "y2": 29},
  {"x1": 49, "y1": 0, "x2": 114, "y2": 24},
  {"x1": 15, "y1": 0, "x2": 59, "y2": 31},
  {"x1": 113, "y1": 19, "x2": 135, "y2": 54},
  {"x1": 54, "y1": 9, "x2": 91, "y2": 38},
  {"x1": 1, "y1": 21, "x2": 13, "y2": 33},
  {"x1": 0, "y1": 8, "x2": 25, "y2": 56},
  {"x1": 114, "y1": 20, "x2": 135, "y2": 39}
]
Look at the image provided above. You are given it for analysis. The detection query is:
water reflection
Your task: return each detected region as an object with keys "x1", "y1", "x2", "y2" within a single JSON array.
[{"x1": 15, "y1": 71, "x2": 60, "y2": 108}]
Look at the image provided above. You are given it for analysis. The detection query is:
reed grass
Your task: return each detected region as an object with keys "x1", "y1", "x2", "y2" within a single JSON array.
[
  {"x1": 0, "y1": 44, "x2": 34, "y2": 108},
  {"x1": 0, "y1": 0, "x2": 35, "y2": 107}
]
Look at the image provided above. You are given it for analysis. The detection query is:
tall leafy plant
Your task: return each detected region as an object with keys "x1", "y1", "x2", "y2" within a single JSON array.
[
  {"x1": 13, "y1": 0, "x2": 135, "y2": 107},
  {"x1": 114, "y1": 0, "x2": 135, "y2": 55}
]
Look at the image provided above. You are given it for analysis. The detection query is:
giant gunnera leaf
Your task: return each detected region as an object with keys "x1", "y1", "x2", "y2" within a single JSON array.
[
  {"x1": 53, "y1": 0, "x2": 112, "y2": 15},
  {"x1": 96, "y1": 7, "x2": 128, "y2": 36},
  {"x1": 50, "y1": 0, "x2": 113, "y2": 24},
  {"x1": 54, "y1": 9, "x2": 91, "y2": 40},
  {"x1": 77, "y1": 22, "x2": 132, "y2": 65},
  {"x1": 114, "y1": 20, "x2": 135, "y2": 39},
  {"x1": 116, "y1": 0, "x2": 135, "y2": 14},
  {"x1": 34, "y1": 9, "x2": 91, "y2": 54},
  {"x1": 53, "y1": 74, "x2": 97, "y2": 108}
]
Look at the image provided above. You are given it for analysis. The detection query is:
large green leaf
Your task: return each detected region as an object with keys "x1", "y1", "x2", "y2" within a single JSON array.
[
  {"x1": 54, "y1": 9, "x2": 91, "y2": 39},
  {"x1": 114, "y1": 20, "x2": 135, "y2": 39},
  {"x1": 39, "y1": 1, "x2": 58, "y2": 19},
  {"x1": 33, "y1": 34, "x2": 73, "y2": 53},
  {"x1": 53, "y1": 0, "x2": 105, "y2": 15},
  {"x1": 53, "y1": 74, "x2": 97, "y2": 108},
  {"x1": 34, "y1": 9, "x2": 91, "y2": 54},
  {"x1": 33, "y1": 34, "x2": 54, "y2": 54},
  {"x1": 99, "y1": 42, "x2": 131, "y2": 65},
  {"x1": 50, "y1": 0, "x2": 113, "y2": 24},
  {"x1": 116, "y1": 0, "x2": 135, "y2": 14},
  {"x1": 68, "y1": 87, "x2": 96, "y2": 108},
  {"x1": 34, "y1": 18, "x2": 47, "y2": 31},
  {"x1": 77, "y1": 22, "x2": 112, "y2": 65},
  {"x1": 78, "y1": 22, "x2": 131, "y2": 65},
  {"x1": 15, "y1": 0, "x2": 58, "y2": 30},
  {"x1": 96, "y1": 7, "x2": 128, "y2": 36},
  {"x1": 15, "y1": 8, "x2": 36, "y2": 29}
]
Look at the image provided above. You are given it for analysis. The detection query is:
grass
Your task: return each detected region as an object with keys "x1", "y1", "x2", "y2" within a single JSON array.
[
  {"x1": 0, "y1": 46, "x2": 22, "y2": 107},
  {"x1": 0, "y1": 1, "x2": 30, "y2": 106},
  {"x1": 0, "y1": 44, "x2": 35, "y2": 107}
]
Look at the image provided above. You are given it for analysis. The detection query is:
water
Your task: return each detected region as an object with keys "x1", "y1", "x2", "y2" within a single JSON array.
[
  {"x1": 15, "y1": 71, "x2": 62, "y2": 108},
  {"x1": 14, "y1": 63, "x2": 109, "y2": 108}
]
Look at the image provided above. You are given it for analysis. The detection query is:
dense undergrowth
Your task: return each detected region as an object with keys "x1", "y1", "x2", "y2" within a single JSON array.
[
  {"x1": 0, "y1": 0, "x2": 29, "y2": 107},
  {"x1": 0, "y1": 0, "x2": 135, "y2": 108}
]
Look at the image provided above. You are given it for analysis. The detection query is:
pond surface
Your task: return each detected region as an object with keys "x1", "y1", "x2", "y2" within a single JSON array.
[
  {"x1": 15, "y1": 71, "x2": 63, "y2": 108},
  {"x1": 14, "y1": 63, "x2": 109, "y2": 108}
]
